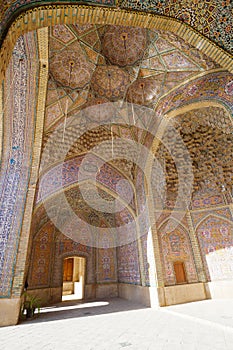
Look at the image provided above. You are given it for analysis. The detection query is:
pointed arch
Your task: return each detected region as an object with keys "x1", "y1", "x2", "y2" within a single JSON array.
[
  {"x1": 157, "y1": 217, "x2": 199, "y2": 286},
  {"x1": 195, "y1": 213, "x2": 233, "y2": 231}
]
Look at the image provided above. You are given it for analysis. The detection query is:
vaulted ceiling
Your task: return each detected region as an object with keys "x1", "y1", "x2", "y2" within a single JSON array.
[{"x1": 32, "y1": 23, "x2": 233, "y2": 236}]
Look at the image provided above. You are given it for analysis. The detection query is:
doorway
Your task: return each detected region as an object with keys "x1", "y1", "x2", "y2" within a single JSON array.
[
  {"x1": 173, "y1": 261, "x2": 187, "y2": 284},
  {"x1": 62, "y1": 256, "x2": 86, "y2": 300}
]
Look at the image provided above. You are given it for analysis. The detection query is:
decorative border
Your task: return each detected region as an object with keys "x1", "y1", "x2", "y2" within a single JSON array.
[
  {"x1": 11, "y1": 27, "x2": 49, "y2": 297},
  {"x1": 0, "y1": 81, "x2": 3, "y2": 162},
  {"x1": 0, "y1": 28, "x2": 48, "y2": 298},
  {"x1": 0, "y1": 5, "x2": 232, "y2": 80}
]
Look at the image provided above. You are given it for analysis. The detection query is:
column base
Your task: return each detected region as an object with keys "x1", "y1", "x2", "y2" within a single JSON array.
[{"x1": 0, "y1": 298, "x2": 21, "y2": 326}]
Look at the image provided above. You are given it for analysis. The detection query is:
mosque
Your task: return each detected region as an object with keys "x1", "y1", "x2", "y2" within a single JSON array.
[{"x1": 0, "y1": 0, "x2": 232, "y2": 327}]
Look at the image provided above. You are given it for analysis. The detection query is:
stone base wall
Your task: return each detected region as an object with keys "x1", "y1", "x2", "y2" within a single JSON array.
[
  {"x1": 25, "y1": 283, "x2": 119, "y2": 307},
  {"x1": 3, "y1": 280, "x2": 233, "y2": 326},
  {"x1": 26, "y1": 287, "x2": 62, "y2": 306},
  {"x1": 0, "y1": 298, "x2": 21, "y2": 327},
  {"x1": 118, "y1": 283, "x2": 155, "y2": 307},
  {"x1": 161, "y1": 283, "x2": 207, "y2": 306}
]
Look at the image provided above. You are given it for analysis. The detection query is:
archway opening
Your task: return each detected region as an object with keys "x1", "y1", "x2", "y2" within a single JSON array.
[{"x1": 62, "y1": 256, "x2": 86, "y2": 301}]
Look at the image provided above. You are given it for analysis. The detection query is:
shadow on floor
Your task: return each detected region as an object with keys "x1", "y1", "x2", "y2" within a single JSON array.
[{"x1": 19, "y1": 297, "x2": 148, "y2": 325}]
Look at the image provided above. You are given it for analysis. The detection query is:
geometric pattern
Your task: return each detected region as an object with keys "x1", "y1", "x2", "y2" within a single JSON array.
[
  {"x1": 35, "y1": 23, "x2": 232, "y2": 294},
  {"x1": 1, "y1": 1, "x2": 232, "y2": 55},
  {"x1": 28, "y1": 225, "x2": 95, "y2": 288},
  {"x1": 0, "y1": 33, "x2": 38, "y2": 297},
  {"x1": 117, "y1": 240, "x2": 141, "y2": 285},
  {"x1": 45, "y1": 24, "x2": 220, "y2": 132},
  {"x1": 1, "y1": 8, "x2": 233, "y2": 304},
  {"x1": 157, "y1": 71, "x2": 233, "y2": 115},
  {"x1": 157, "y1": 220, "x2": 198, "y2": 286},
  {"x1": 36, "y1": 154, "x2": 136, "y2": 212},
  {"x1": 121, "y1": 0, "x2": 233, "y2": 55},
  {"x1": 97, "y1": 230, "x2": 117, "y2": 283},
  {"x1": 50, "y1": 41, "x2": 95, "y2": 89},
  {"x1": 102, "y1": 25, "x2": 147, "y2": 66},
  {"x1": 156, "y1": 105, "x2": 233, "y2": 194},
  {"x1": 29, "y1": 222, "x2": 54, "y2": 288}
]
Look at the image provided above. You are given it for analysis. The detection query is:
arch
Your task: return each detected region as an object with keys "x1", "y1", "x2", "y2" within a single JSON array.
[
  {"x1": 146, "y1": 96, "x2": 233, "y2": 208},
  {"x1": 154, "y1": 71, "x2": 233, "y2": 118},
  {"x1": 157, "y1": 217, "x2": 188, "y2": 233},
  {"x1": 195, "y1": 213, "x2": 233, "y2": 231},
  {"x1": 0, "y1": 3, "x2": 232, "y2": 325},
  {"x1": 51, "y1": 232, "x2": 93, "y2": 300},
  {"x1": 38, "y1": 150, "x2": 136, "y2": 190},
  {"x1": 1, "y1": 6, "x2": 232, "y2": 80},
  {"x1": 36, "y1": 154, "x2": 137, "y2": 215},
  {"x1": 62, "y1": 255, "x2": 86, "y2": 299},
  {"x1": 35, "y1": 178, "x2": 137, "y2": 216},
  {"x1": 32, "y1": 179, "x2": 138, "y2": 248},
  {"x1": 165, "y1": 99, "x2": 233, "y2": 121},
  {"x1": 157, "y1": 217, "x2": 199, "y2": 286}
]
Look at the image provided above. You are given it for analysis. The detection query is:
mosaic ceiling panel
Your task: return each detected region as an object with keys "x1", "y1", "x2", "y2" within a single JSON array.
[
  {"x1": 45, "y1": 24, "x2": 219, "y2": 132},
  {"x1": 0, "y1": 1, "x2": 232, "y2": 55},
  {"x1": 102, "y1": 26, "x2": 148, "y2": 66}
]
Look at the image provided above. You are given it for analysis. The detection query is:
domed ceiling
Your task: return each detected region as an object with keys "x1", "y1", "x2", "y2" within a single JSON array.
[
  {"x1": 33, "y1": 23, "x2": 233, "y2": 237},
  {"x1": 45, "y1": 24, "x2": 219, "y2": 133}
]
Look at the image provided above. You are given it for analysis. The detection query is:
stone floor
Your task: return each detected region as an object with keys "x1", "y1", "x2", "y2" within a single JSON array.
[{"x1": 1, "y1": 298, "x2": 233, "y2": 350}]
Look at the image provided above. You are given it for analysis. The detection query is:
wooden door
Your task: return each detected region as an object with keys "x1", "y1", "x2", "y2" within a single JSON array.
[
  {"x1": 174, "y1": 261, "x2": 187, "y2": 284},
  {"x1": 63, "y1": 258, "x2": 74, "y2": 282}
]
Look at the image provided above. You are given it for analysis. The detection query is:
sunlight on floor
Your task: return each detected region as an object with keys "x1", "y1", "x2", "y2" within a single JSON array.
[
  {"x1": 62, "y1": 293, "x2": 82, "y2": 301},
  {"x1": 1, "y1": 299, "x2": 233, "y2": 350},
  {"x1": 40, "y1": 301, "x2": 110, "y2": 313}
]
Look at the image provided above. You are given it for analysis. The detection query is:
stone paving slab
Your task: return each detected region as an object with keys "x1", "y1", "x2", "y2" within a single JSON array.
[{"x1": 0, "y1": 298, "x2": 233, "y2": 350}]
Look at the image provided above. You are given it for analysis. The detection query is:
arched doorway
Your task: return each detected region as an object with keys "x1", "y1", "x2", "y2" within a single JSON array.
[{"x1": 62, "y1": 256, "x2": 86, "y2": 301}]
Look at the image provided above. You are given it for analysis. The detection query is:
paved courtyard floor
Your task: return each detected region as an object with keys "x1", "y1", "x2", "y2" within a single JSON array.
[{"x1": 1, "y1": 298, "x2": 233, "y2": 350}]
